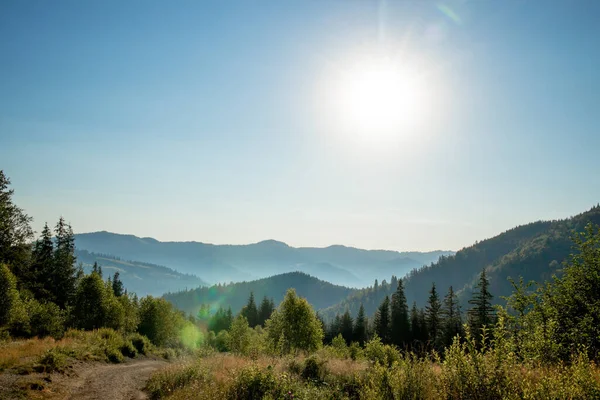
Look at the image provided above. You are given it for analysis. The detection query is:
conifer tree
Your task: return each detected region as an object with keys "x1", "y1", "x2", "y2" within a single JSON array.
[
  {"x1": 373, "y1": 295, "x2": 391, "y2": 343},
  {"x1": 441, "y1": 285, "x2": 463, "y2": 347},
  {"x1": 52, "y1": 217, "x2": 78, "y2": 308},
  {"x1": 425, "y1": 283, "x2": 442, "y2": 350},
  {"x1": 410, "y1": 301, "x2": 424, "y2": 346},
  {"x1": 30, "y1": 223, "x2": 54, "y2": 298},
  {"x1": 390, "y1": 279, "x2": 410, "y2": 348},
  {"x1": 0, "y1": 171, "x2": 33, "y2": 282},
  {"x1": 258, "y1": 295, "x2": 274, "y2": 326},
  {"x1": 112, "y1": 271, "x2": 124, "y2": 297},
  {"x1": 353, "y1": 303, "x2": 367, "y2": 346},
  {"x1": 468, "y1": 269, "x2": 495, "y2": 340},
  {"x1": 241, "y1": 291, "x2": 259, "y2": 327},
  {"x1": 339, "y1": 309, "x2": 354, "y2": 345}
]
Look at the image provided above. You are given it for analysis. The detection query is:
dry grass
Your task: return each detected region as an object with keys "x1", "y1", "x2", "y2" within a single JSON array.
[{"x1": 0, "y1": 337, "x2": 64, "y2": 371}]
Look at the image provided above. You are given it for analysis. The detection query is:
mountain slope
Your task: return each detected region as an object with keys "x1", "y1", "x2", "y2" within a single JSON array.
[
  {"x1": 76, "y1": 250, "x2": 206, "y2": 297},
  {"x1": 74, "y1": 233, "x2": 452, "y2": 287},
  {"x1": 163, "y1": 271, "x2": 357, "y2": 317},
  {"x1": 320, "y1": 205, "x2": 600, "y2": 320}
]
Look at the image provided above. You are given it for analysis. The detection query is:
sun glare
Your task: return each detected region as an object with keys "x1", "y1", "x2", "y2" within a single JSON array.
[{"x1": 329, "y1": 54, "x2": 433, "y2": 144}]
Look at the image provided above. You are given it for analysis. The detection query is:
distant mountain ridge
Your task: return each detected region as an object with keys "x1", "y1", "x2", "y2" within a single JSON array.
[
  {"x1": 163, "y1": 271, "x2": 357, "y2": 317},
  {"x1": 74, "y1": 232, "x2": 453, "y2": 287},
  {"x1": 320, "y1": 205, "x2": 600, "y2": 320},
  {"x1": 75, "y1": 250, "x2": 207, "y2": 297}
]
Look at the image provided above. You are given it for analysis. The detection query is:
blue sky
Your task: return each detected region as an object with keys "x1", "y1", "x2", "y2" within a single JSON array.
[{"x1": 1, "y1": 0, "x2": 599, "y2": 251}]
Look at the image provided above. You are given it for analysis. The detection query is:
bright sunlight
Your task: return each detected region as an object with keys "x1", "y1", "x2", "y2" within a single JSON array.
[{"x1": 331, "y1": 54, "x2": 432, "y2": 143}]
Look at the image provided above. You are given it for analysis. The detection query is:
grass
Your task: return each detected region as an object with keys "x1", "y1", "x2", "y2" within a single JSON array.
[
  {"x1": 0, "y1": 328, "x2": 158, "y2": 374},
  {"x1": 145, "y1": 347, "x2": 600, "y2": 400}
]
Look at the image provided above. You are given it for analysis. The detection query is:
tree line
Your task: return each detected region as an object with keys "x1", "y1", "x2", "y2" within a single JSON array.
[{"x1": 0, "y1": 171, "x2": 193, "y2": 347}]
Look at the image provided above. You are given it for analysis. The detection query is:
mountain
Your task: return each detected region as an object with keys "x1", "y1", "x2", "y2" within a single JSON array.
[
  {"x1": 74, "y1": 232, "x2": 452, "y2": 287},
  {"x1": 320, "y1": 205, "x2": 600, "y2": 320},
  {"x1": 75, "y1": 250, "x2": 207, "y2": 297},
  {"x1": 163, "y1": 271, "x2": 357, "y2": 317}
]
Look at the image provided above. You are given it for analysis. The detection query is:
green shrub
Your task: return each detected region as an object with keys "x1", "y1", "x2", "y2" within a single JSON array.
[
  {"x1": 128, "y1": 333, "x2": 152, "y2": 355},
  {"x1": 37, "y1": 349, "x2": 67, "y2": 373},
  {"x1": 227, "y1": 365, "x2": 281, "y2": 400},
  {"x1": 106, "y1": 347, "x2": 124, "y2": 363},
  {"x1": 120, "y1": 340, "x2": 137, "y2": 358},
  {"x1": 301, "y1": 355, "x2": 328, "y2": 383}
]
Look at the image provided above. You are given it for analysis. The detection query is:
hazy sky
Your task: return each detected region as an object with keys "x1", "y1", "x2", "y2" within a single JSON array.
[{"x1": 1, "y1": 1, "x2": 599, "y2": 251}]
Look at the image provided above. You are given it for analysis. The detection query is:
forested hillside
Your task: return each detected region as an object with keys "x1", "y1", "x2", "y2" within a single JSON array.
[
  {"x1": 321, "y1": 206, "x2": 600, "y2": 320},
  {"x1": 75, "y1": 250, "x2": 206, "y2": 296},
  {"x1": 74, "y1": 232, "x2": 451, "y2": 287},
  {"x1": 163, "y1": 271, "x2": 357, "y2": 317}
]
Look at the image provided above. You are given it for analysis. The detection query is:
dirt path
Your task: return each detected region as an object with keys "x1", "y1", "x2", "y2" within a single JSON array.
[{"x1": 62, "y1": 358, "x2": 168, "y2": 400}]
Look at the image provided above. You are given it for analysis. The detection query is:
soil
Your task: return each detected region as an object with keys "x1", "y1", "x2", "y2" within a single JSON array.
[{"x1": 0, "y1": 358, "x2": 168, "y2": 400}]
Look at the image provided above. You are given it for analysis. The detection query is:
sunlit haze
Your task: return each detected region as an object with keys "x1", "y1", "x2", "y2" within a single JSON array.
[{"x1": 1, "y1": 1, "x2": 599, "y2": 251}]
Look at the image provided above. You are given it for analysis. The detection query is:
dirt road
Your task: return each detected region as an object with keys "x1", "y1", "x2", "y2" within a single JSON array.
[{"x1": 63, "y1": 358, "x2": 168, "y2": 400}]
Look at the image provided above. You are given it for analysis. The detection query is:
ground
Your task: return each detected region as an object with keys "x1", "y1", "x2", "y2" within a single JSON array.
[{"x1": 0, "y1": 358, "x2": 168, "y2": 400}]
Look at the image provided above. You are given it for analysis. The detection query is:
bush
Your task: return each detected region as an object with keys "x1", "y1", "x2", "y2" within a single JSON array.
[
  {"x1": 128, "y1": 333, "x2": 152, "y2": 355},
  {"x1": 301, "y1": 355, "x2": 328, "y2": 383},
  {"x1": 364, "y1": 336, "x2": 400, "y2": 367},
  {"x1": 37, "y1": 349, "x2": 67, "y2": 373},
  {"x1": 227, "y1": 365, "x2": 280, "y2": 400},
  {"x1": 120, "y1": 341, "x2": 137, "y2": 358}
]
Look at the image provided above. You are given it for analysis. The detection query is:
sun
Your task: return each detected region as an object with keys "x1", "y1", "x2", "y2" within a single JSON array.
[{"x1": 329, "y1": 55, "x2": 432, "y2": 144}]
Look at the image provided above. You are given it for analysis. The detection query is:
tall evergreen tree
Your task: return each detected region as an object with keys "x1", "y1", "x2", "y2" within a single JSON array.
[
  {"x1": 410, "y1": 302, "x2": 424, "y2": 346},
  {"x1": 390, "y1": 279, "x2": 410, "y2": 348},
  {"x1": 0, "y1": 171, "x2": 33, "y2": 283},
  {"x1": 353, "y1": 303, "x2": 367, "y2": 346},
  {"x1": 30, "y1": 223, "x2": 54, "y2": 298},
  {"x1": 112, "y1": 271, "x2": 124, "y2": 297},
  {"x1": 52, "y1": 217, "x2": 78, "y2": 308},
  {"x1": 441, "y1": 285, "x2": 463, "y2": 347},
  {"x1": 258, "y1": 295, "x2": 275, "y2": 326},
  {"x1": 425, "y1": 283, "x2": 442, "y2": 350},
  {"x1": 373, "y1": 295, "x2": 391, "y2": 343},
  {"x1": 468, "y1": 269, "x2": 495, "y2": 340},
  {"x1": 339, "y1": 310, "x2": 354, "y2": 345},
  {"x1": 241, "y1": 291, "x2": 259, "y2": 328}
]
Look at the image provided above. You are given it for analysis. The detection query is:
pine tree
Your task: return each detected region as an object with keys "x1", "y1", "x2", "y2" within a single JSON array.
[
  {"x1": 441, "y1": 285, "x2": 463, "y2": 347},
  {"x1": 258, "y1": 296, "x2": 274, "y2": 326},
  {"x1": 112, "y1": 271, "x2": 124, "y2": 297},
  {"x1": 0, "y1": 171, "x2": 33, "y2": 283},
  {"x1": 410, "y1": 302, "x2": 424, "y2": 347},
  {"x1": 468, "y1": 269, "x2": 495, "y2": 341},
  {"x1": 390, "y1": 279, "x2": 410, "y2": 348},
  {"x1": 52, "y1": 218, "x2": 78, "y2": 308},
  {"x1": 373, "y1": 295, "x2": 391, "y2": 343},
  {"x1": 241, "y1": 292, "x2": 259, "y2": 327},
  {"x1": 425, "y1": 283, "x2": 442, "y2": 350},
  {"x1": 30, "y1": 223, "x2": 54, "y2": 298},
  {"x1": 339, "y1": 310, "x2": 354, "y2": 345},
  {"x1": 353, "y1": 303, "x2": 367, "y2": 346}
]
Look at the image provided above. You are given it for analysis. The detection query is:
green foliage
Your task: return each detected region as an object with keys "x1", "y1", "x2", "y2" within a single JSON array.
[
  {"x1": 240, "y1": 292, "x2": 259, "y2": 328},
  {"x1": 138, "y1": 296, "x2": 186, "y2": 347},
  {"x1": 0, "y1": 171, "x2": 33, "y2": 282},
  {"x1": 353, "y1": 303, "x2": 367, "y2": 346},
  {"x1": 468, "y1": 269, "x2": 496, "y2": 344},
  {"x1": 227, "y1": 315, "x2": 252, "y2": 355},
  {"x1": 301, "y1": 355, "x2": 327, "y2": 383},
  {"x1": 26, "y1": 298, "x2": 65, "y2": 339},
  {"x1": 37, "y1": 349, "x2": 68, "y2": 373},
  {"x1": 0, "y1": 264, "x2": 24, "y2": 328},
  {"x1": 364, "y1": 335, "x2": 400, "y2": 367},
  {"x1": 373, "y1": 295, "x2": 390, "y2": 343},
  {"x1": 425, "y1": 282, "x2": 442, "y2": 350},
  {"x1": 390, "y1": 279, "x2": 410, "y2": 348},
  {"x1": 265, "y1": 289, "x2": 324, "y2": 354},
  {"x1": 227, "y1": 365, "x2": 280, "y2": 400},
  {"x1": 51, "y1": 217, "x2": 78, "y2": 308}
]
